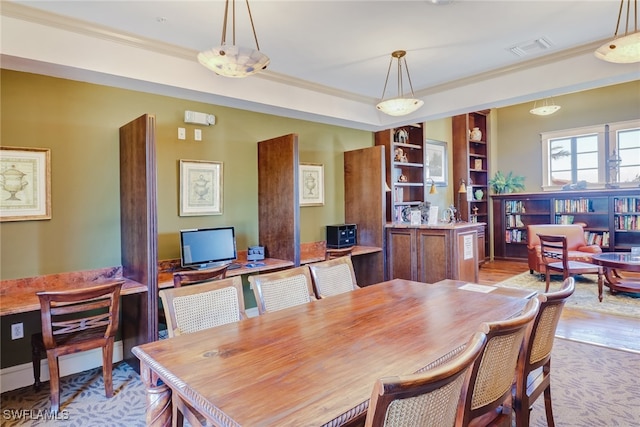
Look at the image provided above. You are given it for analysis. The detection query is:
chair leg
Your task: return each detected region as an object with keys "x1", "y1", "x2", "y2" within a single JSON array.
[
  {"x1": 597, "y1": 268, "x2": 604, "y2": 302},
  {"x1": 102, "y1": 339, "x2": 115, "y2": 398},
  {"x1": 545, "y1": 267, "x2": 551, "y2": 292},
  {"x1": 31, "y1": 335, "x2": 42, "y2": 392},
  {"x1": 46, "y1": 352, "x2": 61, "y2": 413},
  {"x1": 543, "y1": 385, "x2": 555, "y2": 427}
]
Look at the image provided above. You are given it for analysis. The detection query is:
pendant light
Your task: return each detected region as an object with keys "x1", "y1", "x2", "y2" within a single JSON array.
[
  {"x1": 197, "y1": 0, "x2": 270, "y2": 78},
  {"x1": 376, "y1": 50, "x2": 424, "y2": 117},
  {"x1": 530, "y1": 98, "x2": 561, "y2": 116},
  {"x1": 595, "y1": 0, "x2": 640, "y2": 63}
]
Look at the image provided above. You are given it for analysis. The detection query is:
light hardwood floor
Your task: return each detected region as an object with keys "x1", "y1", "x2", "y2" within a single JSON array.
[{"x1": 479, "y1": 260, "x2": 640, "y2": 353}]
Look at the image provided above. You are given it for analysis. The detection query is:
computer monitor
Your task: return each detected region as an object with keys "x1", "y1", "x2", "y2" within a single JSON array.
[{"x1": 179, "y1": 227, "x2": 237, "y2": 270}]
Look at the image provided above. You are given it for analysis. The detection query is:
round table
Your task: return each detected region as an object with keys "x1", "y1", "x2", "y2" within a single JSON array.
[{"x1": 591, "y1": 252, "x2": 640, "y2": 295}]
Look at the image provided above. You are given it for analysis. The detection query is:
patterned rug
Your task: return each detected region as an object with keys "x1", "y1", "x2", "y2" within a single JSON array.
[
  {"x1": 495, "y1": 272, "x2": 640, "y2": 318},
  {"x1": 2, "y1": 340, "x2": 638, "y2": 426}
]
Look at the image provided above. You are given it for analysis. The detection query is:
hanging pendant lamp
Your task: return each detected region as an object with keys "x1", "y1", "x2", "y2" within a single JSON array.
[
  {"x1": 197, "y1": 0, "x2": 270, "y2": 78},
  {"x1": 376, "y1": 50, "x2": 424, "y2": 117},
  {"x1": 595, "y1": 0, "x2": 640, "y2": 63},
  {"x1": 530, "y1": 98, "x2": 561, "y2": 116}
]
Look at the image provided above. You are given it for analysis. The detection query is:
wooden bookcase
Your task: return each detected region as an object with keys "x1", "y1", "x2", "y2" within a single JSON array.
[
  {"x1": 374, "y1": 124, "x2": 426, "y2": 222},
  {"x1": 452, "y1": 111, "x2": 490, "y2": 262},
  {"x1": 492, "y1": 188, "x2": 640, "y2": 260}
]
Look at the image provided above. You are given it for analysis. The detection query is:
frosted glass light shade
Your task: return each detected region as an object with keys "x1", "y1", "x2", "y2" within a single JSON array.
[
  {"x1": 594, "y1": 31, "x2": 640, "y2": 63},
  {"x1": 198, "y1": 45, "x2": 270, "y2": 78},
  {"x1": 376, "y1": 98, "x2": 424, "y2": 117},
  {"x1": 530, "y1": 104, "x2": 561, "y2": 116}
]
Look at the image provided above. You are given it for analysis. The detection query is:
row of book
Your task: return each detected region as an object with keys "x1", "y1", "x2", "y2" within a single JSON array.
[
  {"x1": 506, "y1": 214, "x2": 525, "y2": 228},
  {"x1": 615, "y1": 215, "x2": 640, "y2": 230},
  {"x1": 505, "y1": 229, "x2": 526, "y2": 243},
  {"x1": 614, "y1": 197, "x2": 640, "y2": 213},
  {"x1": 555, "y1": 215, "x2": 574, "y2": 224},
  {"x1": 554, "y1": 198, "x2": 593, "y2": 213},
  {"x1": 584, "y1": 231, "x2": 609, "y2": 247},
  {"x1": 505, "y1": 200, "x2": 526, "y2": 214}
]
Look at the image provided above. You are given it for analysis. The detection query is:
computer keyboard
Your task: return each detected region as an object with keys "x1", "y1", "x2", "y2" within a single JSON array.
[{"x1": 227, "y1": 262, "x2": 243, "y2": 270}]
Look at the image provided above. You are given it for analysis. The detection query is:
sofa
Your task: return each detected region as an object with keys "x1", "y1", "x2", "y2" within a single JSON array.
[{"x1": 527, "y1": 223, "x2": 602, "y2": 274}]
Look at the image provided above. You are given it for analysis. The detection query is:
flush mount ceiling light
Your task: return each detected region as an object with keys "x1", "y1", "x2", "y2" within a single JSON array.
[
  {"x1": 530, "y1": 98, "x2": 561, "y2": 116},
  {"x1": 595, "y1": 0, "x2": 640, "y2": 63},
  {"x1": 376, "y1": 50, "x2": 424, "y2": 117},
  {"x1": 197, "y1": 0, "x2": 270, "y2": 78}
]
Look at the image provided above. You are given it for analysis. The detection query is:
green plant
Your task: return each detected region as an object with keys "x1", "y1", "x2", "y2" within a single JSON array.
[{"x1": 489, "y1": 171, "x2": 525, "y2": 194}]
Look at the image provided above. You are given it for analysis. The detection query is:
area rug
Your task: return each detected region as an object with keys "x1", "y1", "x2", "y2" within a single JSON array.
[
  {"x1": 2, "y1": 339, "x2": 638, "y2": 426},
  {"x1": 495, "y1": 272, "x2": 640, "y2": 318}
]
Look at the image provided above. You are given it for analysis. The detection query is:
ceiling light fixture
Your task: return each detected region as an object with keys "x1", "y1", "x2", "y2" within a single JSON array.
[
  {"x1": 595, "y1": 0, "x2": 640, "y2": 63},
  {"x1": 197, "y1": 0, "x2": 270, "y2": 78},
  {"x1": 376, "y1": 50, "x2": 424, "y2": 117},
  {"x1": 530, "y1": 98, "x2": 561, "y2": 116}
]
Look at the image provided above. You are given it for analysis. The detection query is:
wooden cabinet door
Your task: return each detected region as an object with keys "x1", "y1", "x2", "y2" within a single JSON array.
[
  {"x1": 456, "y1": 230, "x2": 479, "y2": 283},
  {"x1": 386, "y1": 228, "x2": 416, "y2": 281},
  {"x1": 415, "y1": 228, "x2": 449, "y2": 284}
]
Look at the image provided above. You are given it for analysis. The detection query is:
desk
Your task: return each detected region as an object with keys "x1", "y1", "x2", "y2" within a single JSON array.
[
  {"x1": 0, "y1": 267, "x2": 147, "y2": 317},
  {"x1": 591, "y1": 252, "x2": 640, "y2": 296},
  {"x1": 133, "y1": 279, "x2": 533, "y2": 426}
]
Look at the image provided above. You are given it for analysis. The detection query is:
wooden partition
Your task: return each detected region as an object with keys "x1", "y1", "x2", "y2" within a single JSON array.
[
  {"x1": 344, "y1": 146, "x2": 387, "y2": 285},
  {"x1": 119, "y1": 114, "x2": 158, "y2": 365},
  {"x1": 257, "y1": 134, "x2": 300, "y2": 266}
]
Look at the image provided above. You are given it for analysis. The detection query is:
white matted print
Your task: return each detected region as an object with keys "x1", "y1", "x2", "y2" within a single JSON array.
[
  {"x1": 424, "y1": 139, "x2": 448, "y2": 186},
  {"x1": 299, "y1": 163, "x2": 324, "y2": 206},
  {"x1": 0, "y1": 147, "x2": 51, "y2": 222},
  {"x1": 179, "y1": 160, "x2": 223, "y2": 216}
]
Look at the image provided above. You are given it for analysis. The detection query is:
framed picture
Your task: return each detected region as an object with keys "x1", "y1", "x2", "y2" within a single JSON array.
[
  {"x1": 0, "y1": 147, "x2": 51, "y2": 222},
  {"x1": 299, "y1": 163, "x2": 324, "y2": 206},
  {"x1": 424, "y1": 139, "x2": 448, "y2": 186},
  {"x1": 179, "y1": 159, "x2": 223, "y2": 216}
]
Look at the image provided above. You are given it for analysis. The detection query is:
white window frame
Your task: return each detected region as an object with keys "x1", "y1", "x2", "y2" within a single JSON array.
[{"x1": 540, "y1": 119, "x2": 640, "y2": 191}]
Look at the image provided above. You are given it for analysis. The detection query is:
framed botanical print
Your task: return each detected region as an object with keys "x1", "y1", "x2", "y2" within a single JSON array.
[
  {"x1": 0, "y1": 147, "x2": 51, "y2": 222},
  {"x1": 179, "y1": 159, "x2": 223, "y2": 216},
  {"x1": 299, "y1": 163, "x2": 324, "y2": 206},
  {"x1": 424, "y1": 139, "x2": 448, "y2": 186}
]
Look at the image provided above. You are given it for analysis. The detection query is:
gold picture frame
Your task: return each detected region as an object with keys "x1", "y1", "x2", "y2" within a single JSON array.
[
  {"x1": 299, "y1": 163, "x2": 324, "y2": 206},
  {"x1": 0, "y1": 146, "x2": 51, "y2": 222},
  {"x1": 179, "y1": 159, "x2": 223, "y2": 216}
]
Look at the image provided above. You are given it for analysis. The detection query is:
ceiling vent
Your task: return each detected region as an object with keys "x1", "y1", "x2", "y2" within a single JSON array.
[{"x1": 508, "y1": 37, "x2": 553, "y2": 57}]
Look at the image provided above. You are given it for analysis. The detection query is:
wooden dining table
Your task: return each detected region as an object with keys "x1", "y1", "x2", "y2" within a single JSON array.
[{"x1": 133, "y1": 278, "x2": 534, "y2": 427}]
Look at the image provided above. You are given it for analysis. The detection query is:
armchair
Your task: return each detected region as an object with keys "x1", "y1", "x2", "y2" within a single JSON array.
[{"x1": 526, "y1": 223, "x2": 602, "y2": 274}]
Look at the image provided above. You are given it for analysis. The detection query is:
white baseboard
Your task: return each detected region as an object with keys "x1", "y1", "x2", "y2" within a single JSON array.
[{"x1": 0, "y1": 341, "x2": 123, "y2": 394}]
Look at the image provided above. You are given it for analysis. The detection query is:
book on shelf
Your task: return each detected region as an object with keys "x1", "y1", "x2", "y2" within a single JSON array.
[{"x1": 556, "y1": 215, "x2": 574, "y2": 224}]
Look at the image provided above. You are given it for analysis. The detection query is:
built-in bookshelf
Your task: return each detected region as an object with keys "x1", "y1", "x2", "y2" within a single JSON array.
[{"x1": 492, "y1": 189, "x2": 640, "y2": 260}]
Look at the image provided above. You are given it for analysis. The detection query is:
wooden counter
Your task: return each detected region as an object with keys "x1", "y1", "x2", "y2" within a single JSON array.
[
  {"x1": 386, "y1": 222, "x2": 485, "y2": 283},
  {"x1": 0, "y1": 266, "x2": 147, "y2": 316}
]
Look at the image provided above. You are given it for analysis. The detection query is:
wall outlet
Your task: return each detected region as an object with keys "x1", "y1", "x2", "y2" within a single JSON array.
[
  {"x1": 11, "y1": 323, "x2": 24, "y2": 340},
  {"x1": 194, "y1": 129, "x2": 202, "y2": 141},
  {"x1": 178, "y1": 127, "x2": 186, "y2": 140}
]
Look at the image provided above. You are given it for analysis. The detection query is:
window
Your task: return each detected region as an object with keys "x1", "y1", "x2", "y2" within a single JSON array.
[{"x1": 541, "y1": 119, "x2": 640, "y2": 189}]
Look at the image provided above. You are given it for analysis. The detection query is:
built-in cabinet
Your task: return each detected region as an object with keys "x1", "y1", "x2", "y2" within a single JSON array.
[
  {"x1": 386, "y1": 223, "x2": 482, "y2": 284},
  {"x1": 492, "y1": 189, "x2": 640, "y2": 260},
  {"x1": 374, "y1": 125, "x2": 427, "y2": 222},
  {"x1": 452, "y1": 111, "x2": 490, "y2": 263}
]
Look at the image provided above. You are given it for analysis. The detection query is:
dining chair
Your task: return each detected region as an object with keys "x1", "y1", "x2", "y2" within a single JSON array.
[
  {"x1": 513, "y1": 277, "x2": 575, "y2": 427},
  {"x1": 159, "y1": 275, "x2": 246, "y2": 338},
  {"x1": 537, "y1": 233, "x2": 604, "y2": 301},
  {"x1": 457, "y1": 297, "x2": 540, "y2": 427},
  {"x1": 159, "y1": 275, "x2": 246, "y2": 426},
  {"x1": 308, "y1": 256, "x2": 359, "y2": 299},
  {"x1": 325, "y1": 246, "x2": 354, "y2": 260},
  {"x1": 158, "y1": 265, "x2": 229, "y2": 334},
  {"x1": 32, "y1": 280, "x2": 123, "y2": 413},
  {"x1": 249, "y1": 266, "x2": 316, "y2": 315},
  {"x1": 364, "y1": 332, "x2": 487, "y2": 427}
]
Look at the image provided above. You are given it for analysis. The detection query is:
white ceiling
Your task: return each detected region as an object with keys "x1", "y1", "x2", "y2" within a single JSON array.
[{"x1": 2, "y1": 0, "x2": 640, "y2": 131}]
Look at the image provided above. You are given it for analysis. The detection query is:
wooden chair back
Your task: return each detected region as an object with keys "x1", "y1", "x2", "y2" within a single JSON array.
[
  {"x1": 308, "y1": 256, "x2": 358, "y2": 299},
  {"x1": 159, "y1": 276, "x2": 246, "y2": 338},
  {"x1": 513, "y1": 277, "x2": 575, "y2": 427},
  {"x1": 34, "y1": 281, "x2": 123, "y2": 412},
  {"x1": 537, "y1": 233, "x2": 603, "y2": 300},
  {"x1": 248, "y1": 266, "x2": 316, "y2": 315},
  {"x1": 172, "y1": 264, "x2": 228, "y2": 287},
  {"x1": 458, "y1": 297, "x2": 540, "y2": 426},
  {"x1": 365, "y1": 332, "x2": 487, "y2": 427}
]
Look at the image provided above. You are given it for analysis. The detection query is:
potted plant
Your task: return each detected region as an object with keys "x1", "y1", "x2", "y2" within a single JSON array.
[{"x1": 489, "y1": 171, "x2": 525, "y2": 194}]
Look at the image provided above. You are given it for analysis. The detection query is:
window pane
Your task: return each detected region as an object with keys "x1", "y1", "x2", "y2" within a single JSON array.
[
  {"x1": 618, "y1": 128, "x2": 640, "y2": 149},
  {"x1": 576, "y1": 135, "x2": 597, "y2": 152},
  {"x1": 577, "y1": 151, "x2": 598, "y2": 169},
  {"x1": 576, "y1": 168, "x2": 598, "y2": 182}
]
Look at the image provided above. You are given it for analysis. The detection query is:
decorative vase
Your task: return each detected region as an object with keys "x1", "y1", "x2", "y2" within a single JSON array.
[
  {"x1": 470, "y1": 127, "x2": 482, "y2": 142},
  {"x1": 475, "y1": 189, "x2": 484, "y2": 200}
]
